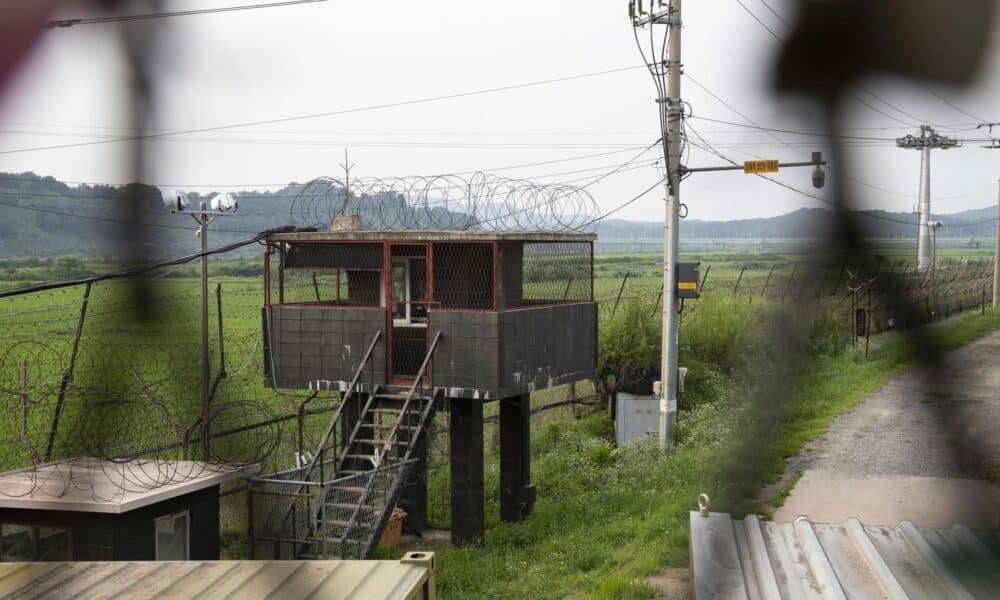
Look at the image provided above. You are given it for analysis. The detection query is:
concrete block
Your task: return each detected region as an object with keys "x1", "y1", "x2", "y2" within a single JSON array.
[{"x1": 300, "y1": 307, "x2": 322, "y2": 321}]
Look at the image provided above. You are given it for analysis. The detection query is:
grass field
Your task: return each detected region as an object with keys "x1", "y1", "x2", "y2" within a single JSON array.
[{"x1": 1, "y1": 245, "x2": 997, "y2": 597}]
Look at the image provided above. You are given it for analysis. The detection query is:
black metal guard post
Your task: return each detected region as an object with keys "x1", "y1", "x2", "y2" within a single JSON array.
[
  {"x1": 612, "y1": 271, "x2": 630, "y2": 314},
  {"x1": 44, "y1": 281, "x2": 91, "y2": 462}
]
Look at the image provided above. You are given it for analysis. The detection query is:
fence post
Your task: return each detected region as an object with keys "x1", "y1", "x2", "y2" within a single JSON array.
[
  {"x1": 45, "y1": 281, "x2": 92, "y2": 462},
  {"x1": 700, "y1": 264, "x2": 712, "y2": 291},
  {"x1": 760, "y1": 264, "x2": 775, "y2": 299},
  {"x1": 612, "y1": 271, "x2": 630, "y2": 315},
  {"x1": 783, "y1": 264, "x2": 798, "y2": 301},
  {"x1": 732, "y1": 265, "x2": 746, "y2": 296}
]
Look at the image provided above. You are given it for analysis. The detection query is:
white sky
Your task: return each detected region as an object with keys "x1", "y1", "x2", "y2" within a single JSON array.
[{"x1": 1, "y1": 0, "x2": 1000, "y2": 223}]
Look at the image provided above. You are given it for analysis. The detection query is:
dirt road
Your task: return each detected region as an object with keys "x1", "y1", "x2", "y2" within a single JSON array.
[{"x1": 772, "y1": 330, "x2": 1000, "y2": 527}]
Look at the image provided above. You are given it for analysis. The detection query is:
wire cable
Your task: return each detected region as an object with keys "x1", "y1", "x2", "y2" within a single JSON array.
[
  {"x1": 46, "y1": 0, "x2": 328, "y2": 28},
  {"x1": 0, "y1": 65, "x2": 647, "y2": 156},
  {"x1": 0, "y1": 226, "x2": 295, "y2": 299}
]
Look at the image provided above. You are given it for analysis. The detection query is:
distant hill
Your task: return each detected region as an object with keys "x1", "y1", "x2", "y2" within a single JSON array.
[
  {"x1": 0, "y1": 172, "x2": 994, "y2": 257},
  {"x1": 596, "y1": 206, "x2": 997, "y2": 241}
]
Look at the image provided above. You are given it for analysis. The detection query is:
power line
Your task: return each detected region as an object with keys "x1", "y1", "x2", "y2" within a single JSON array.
[
  {"x1": 731, "y1": 0, "x2": 931, "y2": 127},
  {"x1": 0, "y1": 145, "x2": 656, "y2": 189},
  {"x1": 576, "y1": 177, "x2": 666, "y2": 227},
  {"x1": 920, "y1": 85, "x2": 987, "y2": 123},
  {"x1": 0, "y1": 200, "x2": 260, "y2": 234},
  {"x1": 0, "y1": 65, "x2": 647, "y2": 155},
  {"x1": 46, "y1": 0, "x2": 327, "y2": 28},
  {"x1": 0, "y1": 227, "x2": 295, "y2": 299}
]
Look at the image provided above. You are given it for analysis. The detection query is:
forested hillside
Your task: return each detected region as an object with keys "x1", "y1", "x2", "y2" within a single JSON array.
[{"x1": 0, "y1": 171, "x2": 994, "y2": 257}]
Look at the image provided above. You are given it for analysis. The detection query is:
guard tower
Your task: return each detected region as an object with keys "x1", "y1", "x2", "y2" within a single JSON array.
[{"x1": 252, "y1": 230, "x2": 597, "y2": 556}]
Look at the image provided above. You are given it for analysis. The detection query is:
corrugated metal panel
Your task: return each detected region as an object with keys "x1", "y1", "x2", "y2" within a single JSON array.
[
  {"x1": 690, "y1": 512, "x2": 1000, "y2": 599},
  {"x1": 0, "y1": 552, "x2": 435, "y2": 599}
]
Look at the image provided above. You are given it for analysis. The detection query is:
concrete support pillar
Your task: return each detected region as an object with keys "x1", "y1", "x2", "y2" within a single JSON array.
[
  {"x1": 399, "y1": 422, "x2": 428, "y2": 532},
  {"x1": 500, "y1": 393, "x2": 533, "y2": 522},
  {"x1": 450, "y1": 398, "x2": 484, "y2": 547}
]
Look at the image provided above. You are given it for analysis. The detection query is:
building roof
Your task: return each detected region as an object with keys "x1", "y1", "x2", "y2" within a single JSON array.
[
  {"x1": 0, "y1": 552, "x2": 435, "y2": 599},
  {"x1": 690, "y1": 512, "x2": 1000, "y2": 599},
  {"x1": 267, "y1": 229, "x2": 596, "y2": 243},
  {"x1": 0, "y1": 459, "x2": 259, "y2": 514}
]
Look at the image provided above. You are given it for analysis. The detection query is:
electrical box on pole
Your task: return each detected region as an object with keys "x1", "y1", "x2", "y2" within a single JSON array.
[{"x1": 677, "y1": 262, "x2": 700, "y2": 298}]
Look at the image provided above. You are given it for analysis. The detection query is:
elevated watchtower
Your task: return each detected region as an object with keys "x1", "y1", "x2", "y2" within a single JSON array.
[{"x1": 257, "y1": 230, "x2": 596, "y2": 550}]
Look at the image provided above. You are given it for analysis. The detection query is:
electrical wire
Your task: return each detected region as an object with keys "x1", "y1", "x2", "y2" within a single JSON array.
[
  {"x1": 46, "y1": 0, "x2": 328, "y2": 28},
  {"x1": 0, "y1": 226, "x2": 295, "y2": 299},
  {"x1": 0, "y1": 65, "x2": 648, "y2": 156},
  {"x1": 730, "y1": 0, "x2": 936, "y2": 127},
  {"x1": 920, "y1": 85, "x2": 987, "y2": 123}
]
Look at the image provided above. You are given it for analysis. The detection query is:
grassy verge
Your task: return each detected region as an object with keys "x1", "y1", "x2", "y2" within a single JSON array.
[{"x1": 390, "y1": 304, "x2": 1000, "y2": 599}]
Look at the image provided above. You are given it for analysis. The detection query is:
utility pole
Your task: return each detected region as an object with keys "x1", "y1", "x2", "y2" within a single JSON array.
[
  {"x1": 631, "y1": 0, "x2": 681, "y2": 451},
  {"x1": 896, "y1": 126, "x2": 959, "y2": 273},
  {"x1": 198, "y1": 202, "x2": 210, "y2": 458},
  {"x1": 164, "y1": 191, "x2": 238, "y2": 459},
  {"x1": 994, "y1": 180, "x2": 1000, "y2": 306}
]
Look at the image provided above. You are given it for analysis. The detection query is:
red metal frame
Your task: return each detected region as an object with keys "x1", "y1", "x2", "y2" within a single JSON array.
[
  {"x1": 386, "y1": 242, "x2": 434, "y2": 386},
  {"x1": 590, "y1": 241, "x2": 595, "y2": 301},
  {"x1": 492, "y1": 241, "x2": 499, "y2": 311},
  {"x1": 262, "y1": 237, "x2": 596, "y2": 387}
]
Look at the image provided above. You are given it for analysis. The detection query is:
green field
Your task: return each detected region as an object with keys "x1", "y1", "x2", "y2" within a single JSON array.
[{"x1": 1, "y1": 246, "x2": 997, "y2": 596}]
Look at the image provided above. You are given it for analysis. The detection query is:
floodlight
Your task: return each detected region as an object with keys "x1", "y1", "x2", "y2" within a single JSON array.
[{"x1": 211, "y1": 192, "x2": 238, "y2": 213}]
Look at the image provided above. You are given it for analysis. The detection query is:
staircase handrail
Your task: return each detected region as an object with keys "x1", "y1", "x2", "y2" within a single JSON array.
[
  {"x1": 303, "y1": 329, "x2": 382, "y2": 480},
  {"x1": 267, "y1": 329, "x2": 382, "y2": 555}
]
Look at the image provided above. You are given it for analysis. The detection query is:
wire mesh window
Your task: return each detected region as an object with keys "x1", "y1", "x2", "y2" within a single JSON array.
[
  {"x1": 273, "y1": 243, "x2": 383, "y2": 306},
  {"x1": 513, "y1": 242, "x2": 592, "y2": 306},
  {"x1": 431, "y1": 242, "x2": 494, "y2": 310}
]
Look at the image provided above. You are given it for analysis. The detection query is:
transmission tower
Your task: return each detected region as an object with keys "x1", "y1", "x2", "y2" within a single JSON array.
[{"x1": 895, "y1": 126, "x2": 959, "y2": 273}]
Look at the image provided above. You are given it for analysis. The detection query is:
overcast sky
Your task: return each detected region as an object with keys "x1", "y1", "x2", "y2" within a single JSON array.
[{"x1": 2, "y1": 0, "x2": 1000, "y2": 226}]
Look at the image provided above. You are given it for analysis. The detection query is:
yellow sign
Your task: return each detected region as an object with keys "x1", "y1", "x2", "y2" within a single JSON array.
[
  {"x1": 743, "y1": 159, "x2": 779, "y2": 174},
  {"x1": 678, "y1": 282, "x2": 698, "y2": 290}
]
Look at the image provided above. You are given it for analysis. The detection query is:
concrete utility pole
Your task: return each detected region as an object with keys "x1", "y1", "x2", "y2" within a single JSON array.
[
  {"x1": 896, "y1": 126, "x2": 959, "y2": 273},
  {"x1": 631, "y1": 0, "x2": 681, "y2": 451},
  {"x1": 199, "y1": 202, "x2": 210, "y2": 458},
  {"x1": 993, "y1": 180, "x2": 1000, "y2": 307}
]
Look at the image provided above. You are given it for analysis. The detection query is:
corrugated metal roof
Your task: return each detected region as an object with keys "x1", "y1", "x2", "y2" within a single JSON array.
[
  {"x1": 0, "y1": 552, "x2": 435, "y2": 599},
  {"x1": 690, "y1": 512, "x2": 1000, "y2": 599}
]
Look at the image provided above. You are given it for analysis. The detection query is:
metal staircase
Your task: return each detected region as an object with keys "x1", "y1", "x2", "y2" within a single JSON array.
[{"x1": 249, "y1": 331, "x2": 443, "y2": 560}]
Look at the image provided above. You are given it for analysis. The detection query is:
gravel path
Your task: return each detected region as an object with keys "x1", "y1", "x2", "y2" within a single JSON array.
[
  {"x1": 786, "y1": 331, "x2": 1000, "y2": 479},
  {"x1": 769, "y1": 330, "x2": 1000, "y2": 527}
]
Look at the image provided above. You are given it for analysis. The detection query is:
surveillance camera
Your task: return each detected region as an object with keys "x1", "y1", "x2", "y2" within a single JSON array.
[
  {"x1": 811, "y1": 166, "x2": 826, "y2": 189},
  {"x1": 162, "y1": 189, "x2": 189, "y2": 212},
  {"x1": 211, "y1": 192, "x2": 238, "y2": 213}
]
